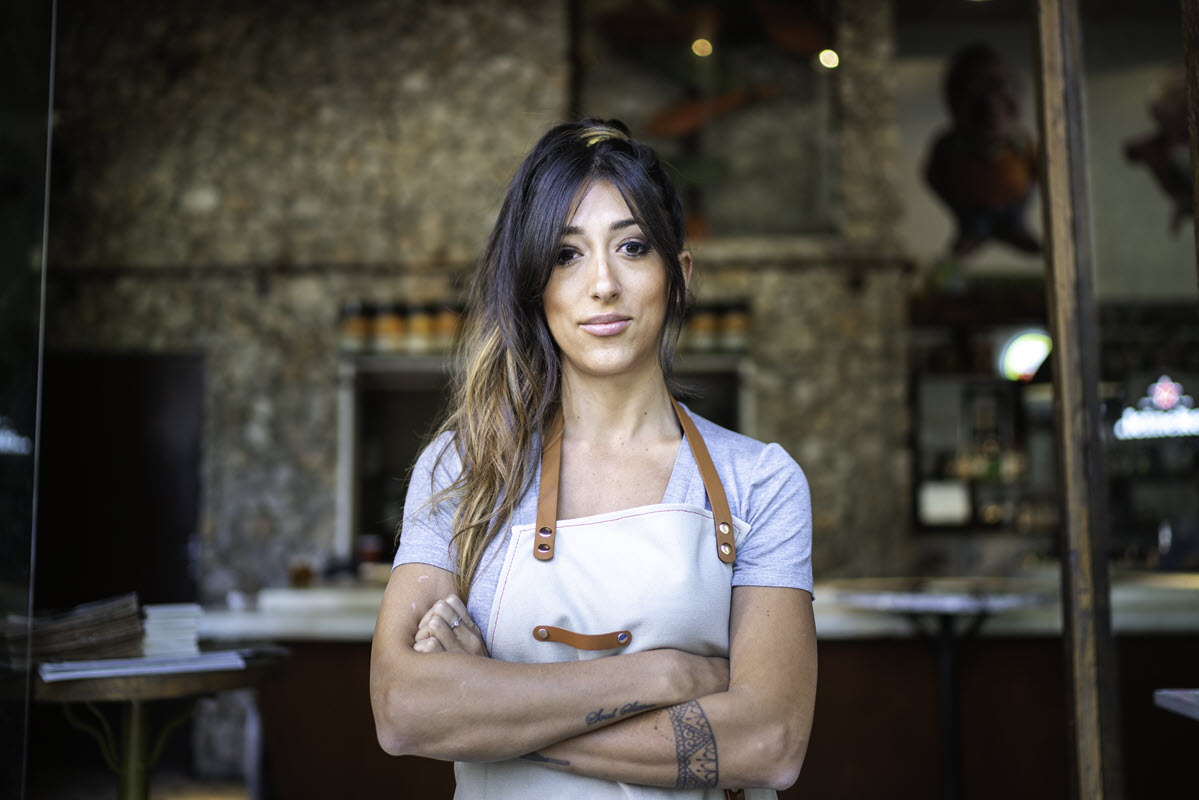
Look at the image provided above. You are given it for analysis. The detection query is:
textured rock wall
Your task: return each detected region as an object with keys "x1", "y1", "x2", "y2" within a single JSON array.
[
  {"x1": 46, "y1": 0, "x2": 568, "y2": 602},
  {"x1": 50, "y1": 0, "x2": 567, "y2": 267},
  {"x1": 693, "y1": 255, "x2": 911, "y2": 579},
  {"x1": 837, "y1": 0, "x2": 904, "y2": 246}
]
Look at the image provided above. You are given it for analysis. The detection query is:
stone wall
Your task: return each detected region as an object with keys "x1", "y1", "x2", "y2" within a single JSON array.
[
  {"x1": 46, "y1": 0, "x2": 911, "y2": 598},
  {"x1": 838, "y1": 0, "x2": 904, "y2": 247},
  {"x1": 50, "y1": 0, "x2": 567, "y2": 267},
  {"x1": 692, "y1": 249, "x2": 911, "y2": 578},
  {"x1": 46, "y1": 0, "x2": 567, "y2": 602}
]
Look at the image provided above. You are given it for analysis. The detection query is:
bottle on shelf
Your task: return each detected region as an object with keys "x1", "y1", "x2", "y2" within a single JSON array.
[
  {"x1": 720, "y1": 303, "x2": 750, "y2": 352},
  {"x1": 373, "y1": 303, "x2": 407, "y2": 353},
  {"x1": 405, "y1": 304, "x2": 434, "y2": 355},
  {"x1": 339, "y1": 301, "x2": 372, "y2": 353}
]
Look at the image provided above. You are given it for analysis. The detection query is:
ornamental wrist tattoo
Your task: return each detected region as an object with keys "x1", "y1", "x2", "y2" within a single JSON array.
[{"x1": 669, "y1": 700, "x2": 719, "y2": 789}]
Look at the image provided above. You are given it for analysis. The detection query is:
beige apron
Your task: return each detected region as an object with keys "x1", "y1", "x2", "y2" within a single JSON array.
[{"x1": 453, "y1": 399, "x2": 776, "y2": 800}]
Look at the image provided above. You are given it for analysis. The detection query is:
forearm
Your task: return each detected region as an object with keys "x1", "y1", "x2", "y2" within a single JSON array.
[
  {"x1": 373, "y1": 565, "x2": 718, "y2": 761},
  {"x1": 374, "y1": 648, "x2": 687, "y2": 760},
  {"x1": 526, "y1": 685, "x2": 807, "y2": 791},
  {"x1": 525, "y1": 588, "x2": 819, "y2": 791}
]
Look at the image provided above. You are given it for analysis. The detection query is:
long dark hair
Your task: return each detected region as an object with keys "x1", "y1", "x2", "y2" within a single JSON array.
[{"x1": 427, "y1": 118, "x2": 690, "y2": 598}]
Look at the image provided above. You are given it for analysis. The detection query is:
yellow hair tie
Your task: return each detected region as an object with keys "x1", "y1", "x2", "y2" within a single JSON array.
[{"x1": 581, "y1": 126, "x2": 628, "y2": 147}]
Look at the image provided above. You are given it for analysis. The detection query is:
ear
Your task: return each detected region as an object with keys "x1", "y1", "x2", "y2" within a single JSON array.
[{"x1": 679, "y1": 250, "x2": 693, "y2": 293}]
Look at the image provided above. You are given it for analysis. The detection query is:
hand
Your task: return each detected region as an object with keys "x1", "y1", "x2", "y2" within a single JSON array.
[{"x1": 413, "y1": 593, "x2": 489, "y2": 657}]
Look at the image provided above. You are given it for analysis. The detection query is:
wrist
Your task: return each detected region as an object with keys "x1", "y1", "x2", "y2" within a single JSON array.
[{"x1": 658, "y1": 650, "x2": 694, "y2": 705}]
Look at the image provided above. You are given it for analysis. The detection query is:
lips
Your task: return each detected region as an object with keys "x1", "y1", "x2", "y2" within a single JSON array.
[{"x1": 580, "y1": 314, "x2": 631, "y2": 336}]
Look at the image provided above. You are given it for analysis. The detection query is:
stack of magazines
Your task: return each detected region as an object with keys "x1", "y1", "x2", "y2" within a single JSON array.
[
  {"x1": 2, "y1": 593, "x2": 144, "y2": 668},
  {"x1": 142, "y1": 603, "x2": 202, "y2": 658},
  {"x1": 3, "y1": 593, "x2": 246, "y2": 682}
]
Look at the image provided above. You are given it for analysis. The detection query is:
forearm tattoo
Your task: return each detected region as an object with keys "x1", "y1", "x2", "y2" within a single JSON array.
[
  {"x1": 585, "y1": 700, "x2": 658, "y2": 726},
  {"x1": 669, "y1": 700, "x2": 719, "y2": 789}
]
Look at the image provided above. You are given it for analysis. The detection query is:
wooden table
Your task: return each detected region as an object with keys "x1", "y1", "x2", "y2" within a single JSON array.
[
  {"x1": 823, "y1": 578, "x2": 1054, "y2": 800},
  {"x1": 34, "y1": 648, "x2": 287, "y2": 800}
]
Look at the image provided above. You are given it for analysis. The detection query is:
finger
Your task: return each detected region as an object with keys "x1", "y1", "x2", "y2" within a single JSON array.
[
  {"x1": 444, "y1": 594, "x2": 469, "y2": 622},
  {"x1": 427, "y1": 614, "x2": 467, "y2": 652},
  {"x1": 426, "y1": 598, "x2": 462, "y2": 630},
  {"x1": 419, "y1": 598, "x2": 456, "y2": 630},
  {"x1": 443, "y1": 595, "x2": 478, "y2": 631},
  {"x1": 413, "y1": 636, "x2": 443, "y2": 653},
  {"x1": 417, "y1": 606, "x2": 439, "y2": 631},
  {"x1": 432, "y1": 609, "x2": 487, "y2": 658}
]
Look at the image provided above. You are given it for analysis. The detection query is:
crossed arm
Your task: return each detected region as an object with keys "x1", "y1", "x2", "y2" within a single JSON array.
[{"x1": 369, "y1": 562, "x2": 817, "y2": 791}]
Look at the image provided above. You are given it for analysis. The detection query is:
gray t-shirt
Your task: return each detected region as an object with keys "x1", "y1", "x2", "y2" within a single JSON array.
[{"x1": 394, "y1": 404, "x2": 813, "y2": 641}]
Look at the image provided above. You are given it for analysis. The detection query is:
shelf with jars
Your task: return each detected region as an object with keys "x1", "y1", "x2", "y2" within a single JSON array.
[{"x1": 338, "y1": 300, "x2": 464, "y2": 356}]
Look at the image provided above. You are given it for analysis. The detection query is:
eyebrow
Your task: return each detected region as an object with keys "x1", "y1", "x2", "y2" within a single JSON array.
[{"x1": 561, "y1": 218, "x2": 639, "y2": 237}]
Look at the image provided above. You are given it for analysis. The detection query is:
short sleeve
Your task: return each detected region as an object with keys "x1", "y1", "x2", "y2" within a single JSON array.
[
  {"x1": 393, "y1": 432, "x2": 460, "y2": 573},
  {"x1": 731, "y1": 443, "x2": 814, "y2": 593}
]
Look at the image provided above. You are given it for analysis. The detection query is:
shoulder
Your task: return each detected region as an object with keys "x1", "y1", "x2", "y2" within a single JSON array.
[
  {"x1": 405, "y1": 431, "x2": 463, "y2": 514},
  {"x1": 681, "y1": 405, "x2": 809, "y2": 509},
  {"x1": 684, "y1": 406, "x2": 804, "y2": 478},
  {"x1": 682, "y1": 406, "x2": 813, "y2": 590},
  {"x1": 413, "y1": 431, "x2": 462, "y2": 481}
]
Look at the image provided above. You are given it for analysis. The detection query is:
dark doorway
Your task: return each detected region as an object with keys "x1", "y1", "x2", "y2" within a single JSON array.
[{"x1": 34, "y1": 351, "x2": 203, "y2": 610}]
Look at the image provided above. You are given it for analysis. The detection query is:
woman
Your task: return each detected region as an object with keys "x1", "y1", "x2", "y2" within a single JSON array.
[{"x1": 370, "y1": 119, "x2": 816, "y2": 798}]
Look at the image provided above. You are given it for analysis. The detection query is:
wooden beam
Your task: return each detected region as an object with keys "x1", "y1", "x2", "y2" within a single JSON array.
[
  {"x1": 1181, "y1": 0, "x2": 1199, "y2": 295},
  {"x1": 1031, "y1": 2, "x2": 1124, "y2": 799}
]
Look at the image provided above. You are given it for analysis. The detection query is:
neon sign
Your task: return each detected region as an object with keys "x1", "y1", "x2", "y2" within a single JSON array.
[{"x1": 1113, "y1": 375, "x2": 1199, "y2": 440}]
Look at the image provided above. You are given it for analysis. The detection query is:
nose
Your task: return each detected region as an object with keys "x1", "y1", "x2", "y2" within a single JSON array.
[{"x1": 588, "y1": 252, "x2": 620, "y2": 301}]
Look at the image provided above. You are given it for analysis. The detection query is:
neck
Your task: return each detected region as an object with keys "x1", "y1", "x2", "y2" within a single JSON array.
[{"x1": 558, "y1": 368, "x2": 679, "y2": 446}]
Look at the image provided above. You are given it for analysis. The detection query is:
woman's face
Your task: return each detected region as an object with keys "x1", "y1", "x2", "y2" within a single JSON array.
[{"x1": 542, "y1": 180, "x2": 688, "y2": 385}]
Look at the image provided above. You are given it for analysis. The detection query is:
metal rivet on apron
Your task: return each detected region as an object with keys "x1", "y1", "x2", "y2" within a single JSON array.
[
  {"x1": 536, "y1": 627, "x2": 549, "y2": 640},
  {"x1": 720, "y1": 542, "x2": 732, "y2": 556},
  {"x1": 616, "y1": 632, "x2": 629, "y2": 645},
  {"x1": 719, "y1": 522, "x2": 730, "y2": 535},
  {"x1": 537, "y1": 543, "x2": 551, "y2": 553},
  {"x1": 538, "y1": 527, "x2": 552, "y2": 537}
]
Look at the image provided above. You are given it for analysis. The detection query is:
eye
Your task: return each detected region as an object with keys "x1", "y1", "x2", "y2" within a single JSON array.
[
  {"x1": 556, "y1": 246, "x2": 581, "y2": 265},
  {"x1": 620, "y1": 239, "x2": 652, "y2": 258}
]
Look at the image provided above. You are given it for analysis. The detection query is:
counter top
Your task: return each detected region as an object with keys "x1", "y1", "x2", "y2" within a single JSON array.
[{"x1": 199, "y1": 571, "x2": 1199, "y2": 643}]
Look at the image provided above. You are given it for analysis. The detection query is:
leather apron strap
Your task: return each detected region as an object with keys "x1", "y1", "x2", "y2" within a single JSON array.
[{"x1": 534, "y1": 398, "x2": 737, "y2": 565}]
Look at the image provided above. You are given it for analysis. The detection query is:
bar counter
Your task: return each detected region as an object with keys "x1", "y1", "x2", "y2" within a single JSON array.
[
  {"x1": 200, "y1": 570, "x2": 1199, "y2": 800},
  {"x1": 199, "y1": 569, "x2": 1199, "y2": 642}
]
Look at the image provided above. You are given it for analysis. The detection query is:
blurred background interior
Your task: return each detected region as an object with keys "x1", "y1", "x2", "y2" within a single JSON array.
[{"x1": 2, "y1": 0, "x2": 1198, "y2": 798}]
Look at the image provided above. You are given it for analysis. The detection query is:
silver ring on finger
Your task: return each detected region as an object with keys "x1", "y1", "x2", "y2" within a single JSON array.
[{"x1": 450, "y1": 616, "x2": 461, "y2": 629}]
